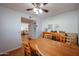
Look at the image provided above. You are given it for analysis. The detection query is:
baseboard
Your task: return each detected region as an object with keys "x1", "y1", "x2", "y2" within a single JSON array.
[{"x1": 0, "y1": 46, "x2": 21, "y2": 55}]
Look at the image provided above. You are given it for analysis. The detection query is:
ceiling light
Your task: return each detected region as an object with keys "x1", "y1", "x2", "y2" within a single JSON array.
[
  {"x1": 33, "y1": 8, "x2": 38, "y2": 12},
  {"x1": 33, "y1": 8, "x2": 43, "y2": 14},
  {"x1": 35, "y1": 11, "x2": 39, "y2": 14},
  {"x1": 39, "y1": 9, "x2": 43, "y2": 13}
]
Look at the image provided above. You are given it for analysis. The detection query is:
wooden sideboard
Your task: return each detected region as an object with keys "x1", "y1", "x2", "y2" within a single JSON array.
[
  {"x1": 43, "y1": 32, "x2": 65, "y2": 42},
  {"x1": 42, "y1": 32, "x2": 78, "y2": 45}
]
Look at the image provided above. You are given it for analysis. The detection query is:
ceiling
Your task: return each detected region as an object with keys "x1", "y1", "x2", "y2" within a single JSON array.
[{"x1": 0, "y1": 3, "x2": 79, "y2": 19}]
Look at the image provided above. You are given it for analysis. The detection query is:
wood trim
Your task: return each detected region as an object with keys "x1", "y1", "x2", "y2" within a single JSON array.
[{"x1": 0, "y1": 46, "x2": 21, "y2": 55}]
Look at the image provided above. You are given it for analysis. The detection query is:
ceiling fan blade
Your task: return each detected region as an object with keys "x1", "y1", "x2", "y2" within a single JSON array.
[
  {"x1": 43, "y1": 3, "x2": 48, "y2": 5},
  {"x1": 26, "y1": 8, "x2": 33, "y2": 11},
  {"x1": 42, "y1": 9, "x2": 48, "y2": 12}
]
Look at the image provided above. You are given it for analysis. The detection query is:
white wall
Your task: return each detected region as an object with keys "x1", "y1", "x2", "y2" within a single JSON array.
[
  {"x1": 36, "y1": 17, "x2": 43, "y2": 38},
  {"x1": 0, "y1": 7, "x2": 37, "y2": 53},
  {"x1": 42, "y1": 10, "x2": 78, "y2": 33}
]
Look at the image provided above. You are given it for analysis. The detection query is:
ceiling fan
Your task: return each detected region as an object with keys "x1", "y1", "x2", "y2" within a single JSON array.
[{"x1": 26, "y1": 3, "x2": 48, "y2": 14}]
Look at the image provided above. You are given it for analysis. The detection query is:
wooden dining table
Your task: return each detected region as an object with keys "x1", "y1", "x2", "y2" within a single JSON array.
[{"x1": 29, "y1": 38, "x2": 79, "y2": 56}]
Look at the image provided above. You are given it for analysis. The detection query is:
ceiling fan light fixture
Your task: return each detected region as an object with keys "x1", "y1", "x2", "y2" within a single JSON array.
[
  {"x1": 26, "y1": 3, "x2": 48, "y2": 14},
  {"x1": 33, "y1": 8, "x2": 38, "y2": 12},
  {"x1": 33, "y1": 8, "x2": 43, "y2": 14},
  {"x1": 35, "y1": 11, "x2": 39, "y2": 14},
  {"x1": 39, "y1": 9, "x2": 43, "y2": 13}
]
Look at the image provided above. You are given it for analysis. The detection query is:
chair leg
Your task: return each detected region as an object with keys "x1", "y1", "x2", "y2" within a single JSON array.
[{"x1": 24, "y1": 48, "x2": 26, "y2": 56}]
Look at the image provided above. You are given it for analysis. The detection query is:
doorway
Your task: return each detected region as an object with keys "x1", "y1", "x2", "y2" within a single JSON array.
[{"x1": 21, "y1": 17, "x2": 36, "y2": 41}]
